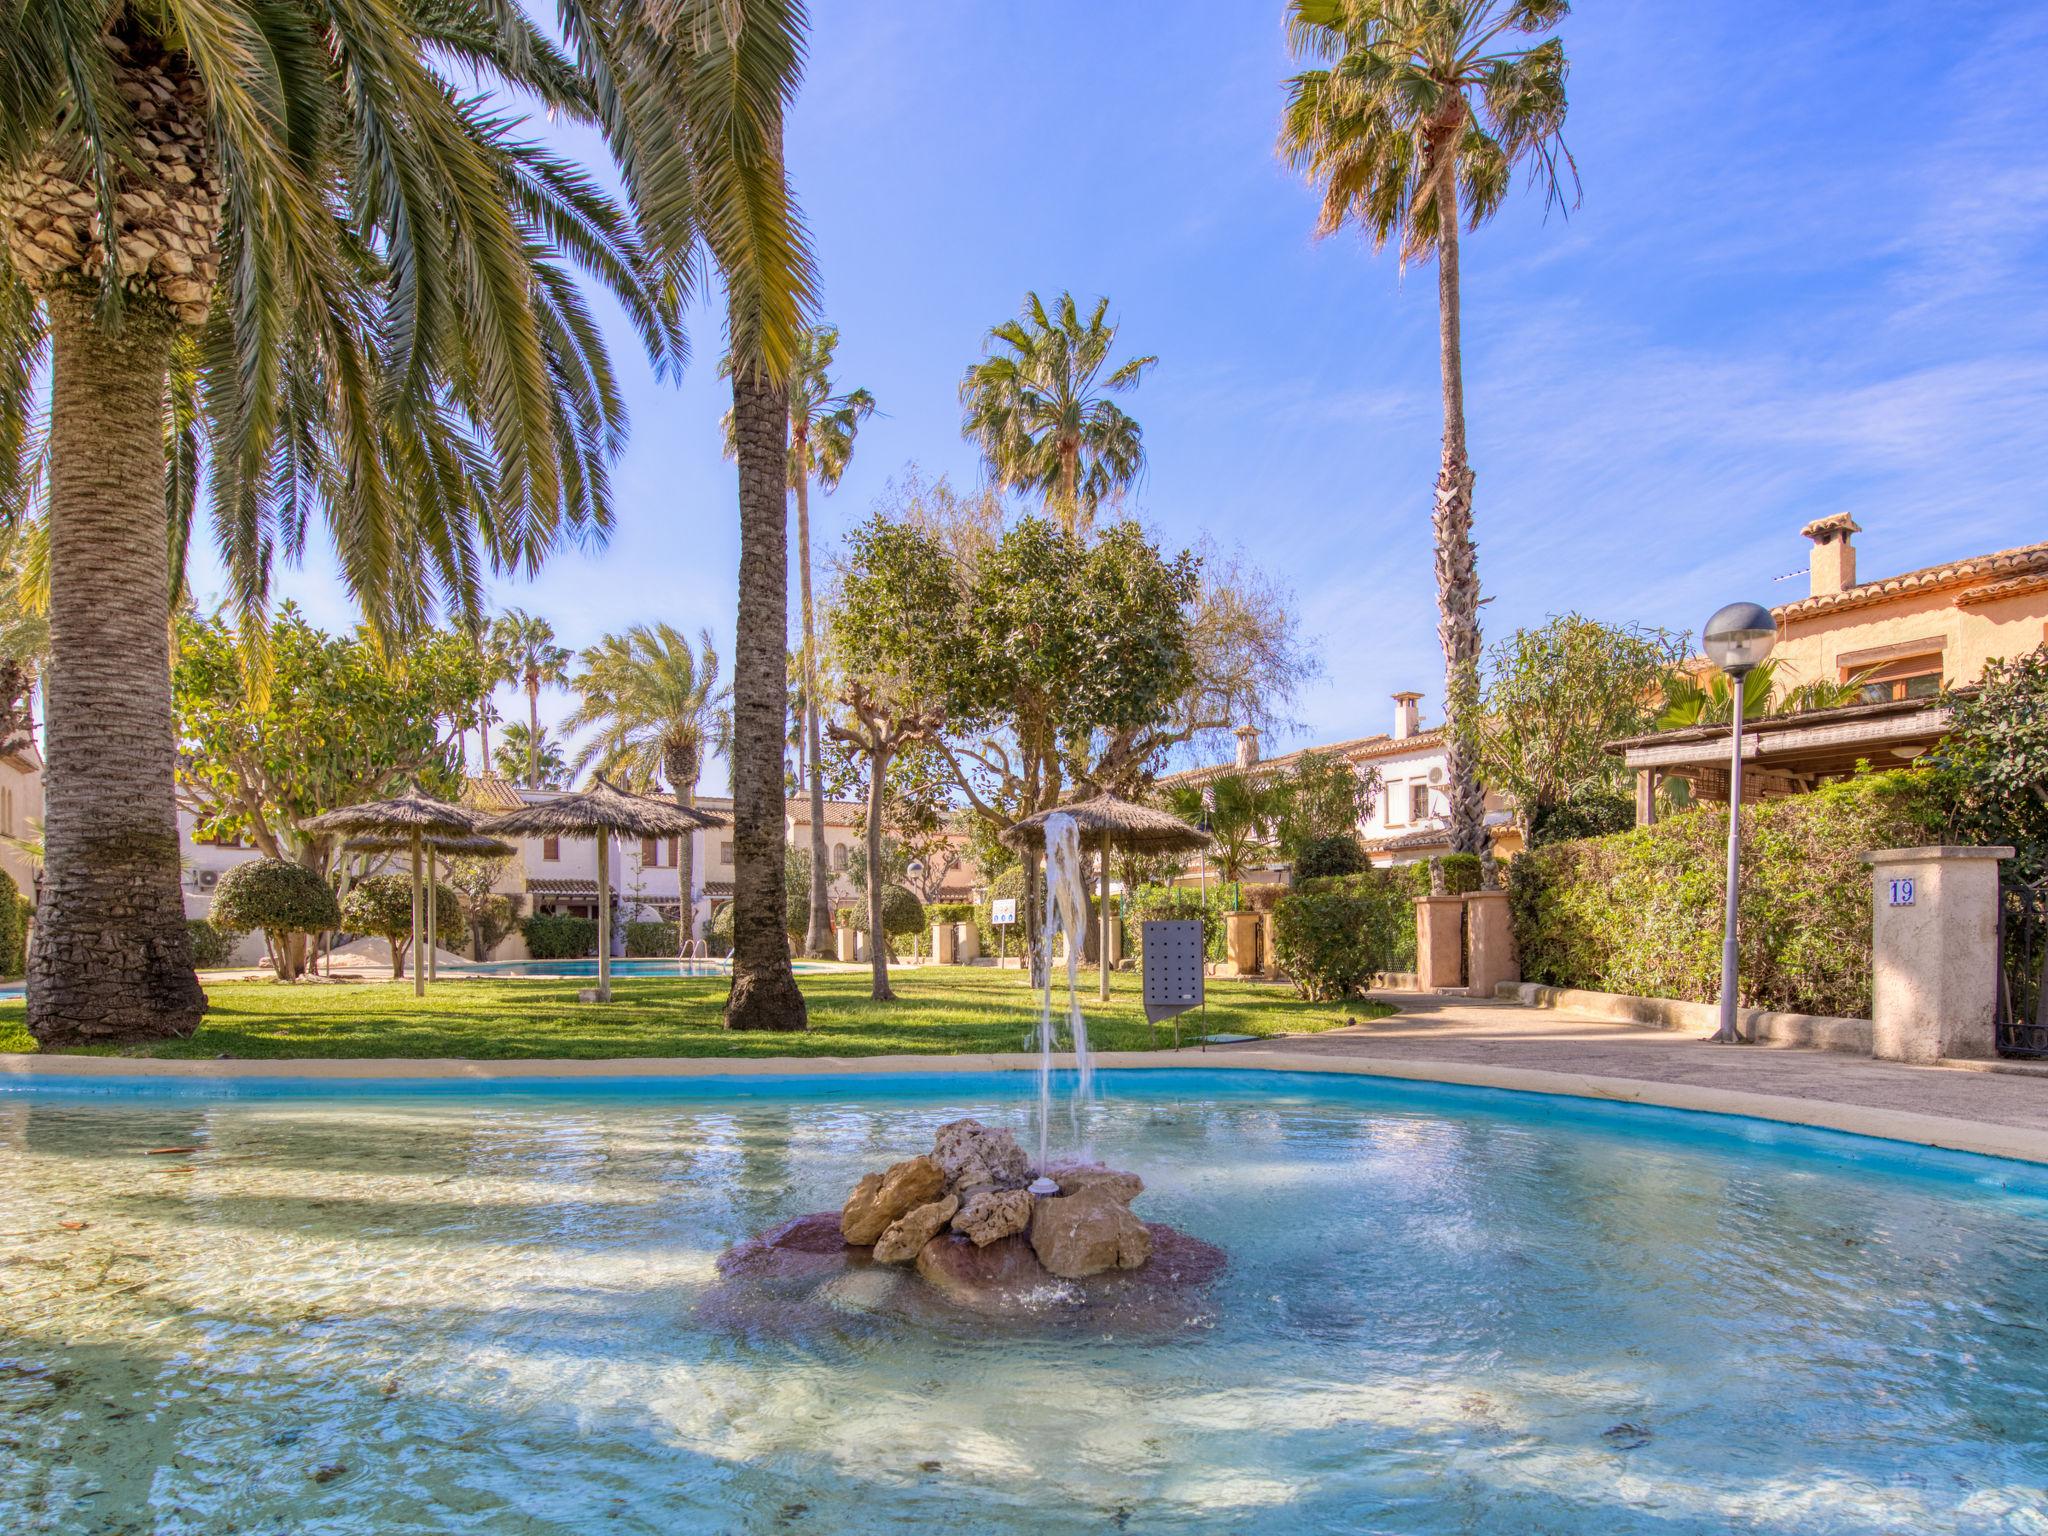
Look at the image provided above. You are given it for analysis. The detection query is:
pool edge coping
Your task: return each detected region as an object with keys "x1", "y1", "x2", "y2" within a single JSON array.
[{"x1": 5, "y1": 1047, "x2": 2045, "y2": 1167}]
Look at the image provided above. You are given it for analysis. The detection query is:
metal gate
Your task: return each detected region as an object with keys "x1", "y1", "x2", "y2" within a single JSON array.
[{"x1": 1997, "y1": 878, "x2": 2048, "y2": 1059}]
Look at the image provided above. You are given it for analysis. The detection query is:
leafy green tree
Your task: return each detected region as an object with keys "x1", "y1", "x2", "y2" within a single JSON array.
[
  {"x1": 489, "y1": 610, "x2": 572, "y2": 789},
  {"x1": 1292, "y1": 833, "x2": 1368, "y2": 880},
  {"x1": 445, "y1": 857, "x2": 520, "y2": 961},
  {"x1": 724, "y1": 324, "x2": 874, "y2": 960},
  {"x1": 1283, "y1": 0, "x2": 1576, "y2": 862},
  {"x1": 210, "y1": 858, "x2": 340, "y2": 982},
  {"x1": 340, "y1": 873, "x2": 463, "y2": 980},
  {"x1": 3, "y1": 0, "x2": 667, "y2": 1046},
  {"x1": 174, "y1": 606, "x2": 478, "y2": 872},
  {"x1": 563, "y1": 623, "x2": 730, "y2": 948},
  {"x1": 827, "y1": 514, "x2": 954, "y2": 1000},
  {"x1": 960, "y1": 292, "x2": 1155, "y2": 538},
  {"x1": 1273, "y1": 750, "x2": 1382, "y2": 860},
  {"x1": 1482, "y1": 614, "x2": 1689, "y2": 834},
  {"x1": 1935, "y1": 644, "x2": 2048, "y2": 888},
  {"x1": 492, "y1": 723, "x2": 567, "y2": 789}
]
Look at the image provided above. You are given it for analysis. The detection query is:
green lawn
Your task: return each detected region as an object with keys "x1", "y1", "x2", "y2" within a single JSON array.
[{"x1": 0, "y1": 966, "x2": 1393, "y2": 1060}]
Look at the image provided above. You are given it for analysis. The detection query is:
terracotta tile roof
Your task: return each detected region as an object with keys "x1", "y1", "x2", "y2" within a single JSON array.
[
  {"x1": 465, "y1": 773, "x2": 528, "y2": 813},
  {"x1": 526, "y1": 877, "x2": 614, "y2": 898},
  {"x1": 1159, "y1": 728, "x2": 1446, "y2": 787},
  {"x1": 701, "y1": 881, "x2": 733, "y2": 899},
  {"x1": 1775, "y1": 538, "x2": 2048, "y2": 622}
]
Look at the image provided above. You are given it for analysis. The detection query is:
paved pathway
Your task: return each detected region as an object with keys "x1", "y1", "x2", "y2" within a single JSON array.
[{"x1": 1211, "y1": 990, "x2": 2048, "y2": 1136}]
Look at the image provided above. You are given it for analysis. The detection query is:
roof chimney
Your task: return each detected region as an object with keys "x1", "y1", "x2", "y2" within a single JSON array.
[
  {"x1": 1801, "y1": 514, "x2": 1862, "y2": 598},
  {"x1": 1392, "y1": 692, "x2": 1422, "y2": 740},
  {"x1": 1233, "y1": 725, "x2": 1260, "y2": 769}
]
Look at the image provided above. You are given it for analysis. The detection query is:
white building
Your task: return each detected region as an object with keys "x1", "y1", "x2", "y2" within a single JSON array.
[{"x1": 1161, "y1": 694, "x2": 1520, "y2": 870}]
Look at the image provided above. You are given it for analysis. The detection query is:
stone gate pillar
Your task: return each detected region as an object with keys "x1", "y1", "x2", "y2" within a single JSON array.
[
  {"x1": 1861, "y1": 845, "x2": 2013, "y2": 1064},
  {"x1": 1464, "y1": 889, "x2": 1519, "y2": 999},
  {"x1": 1415, "y1": 895, "x2": 1465, "y2": 991}
]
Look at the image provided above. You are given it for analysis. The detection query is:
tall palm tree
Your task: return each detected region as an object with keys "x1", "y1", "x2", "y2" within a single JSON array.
[
  {"x1": 960, "y1": 291, "x2": 1155, "y2": 538},
  {"x1": 564, "y1": 623, "x2": 731, "y2": 948},
  {"x1": 2, "y1": 0, "x2": 667, "y2": 1045},
  {"x1": 1282, "y1": 0, "x2": 1575, "y2": 861},
  {"x1": 727, "y1": 324, "x2": 874, "y2": 957},
  {"x1": 490, "y1": 609, "x2": 572, "y2": 789},
  {"x1": 553, "y1": 0, "x2": 819, "y2": 1030},
  {"x1": 493, "y1": 722, "x2": 567, "y2": 789}
]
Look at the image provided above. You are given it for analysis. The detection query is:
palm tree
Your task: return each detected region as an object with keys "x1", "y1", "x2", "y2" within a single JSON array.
[
  {"x1": 493, "y1": 722, "x2": 567, "y2": 789},
  {"x1": 960, "y1": 292, "x2": 1155, "y2": 538},
  {"x1": 490, "y1": 610, "x2": 572, "y2": 789},
  {"x1": 2, "y1": 0, "x2": 667, "y2": 1046},
  {"x1": 1166, "y1": 774, "x2": 1285, "y2": 885},
  {"x1": 727, "y1": 324, "x2": 874, "y2": 958},
  {"x1": 565, "y1": 624, "x2": 731, "y2": 950},
  {"x1": 1282, "y1": 0, "x2": 1576, "y2": 862},
  {"x1": 552, "y1": 0, "x2": 818, "y2": 1030}
]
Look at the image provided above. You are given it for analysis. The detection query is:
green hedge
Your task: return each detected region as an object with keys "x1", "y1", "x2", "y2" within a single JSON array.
[
  {"x1": 1283, "y1": 864, "x2": 1427, "y2": 975},
  {"x1": 1507, "y1": 769, "x2": 1941, "y2": 1019},
  {"x1": 927, "y1": 901, "x2": 974, "y2": 926},
  {"x1": 1271, "y1": 889, "x2": 1385, "y2": 1000},
  {"x1": 624, "y1": 920, "x2": 678, "y2": 957},
  {"x1": 188, "y1": 919, "x2": 243, "y2": 970},
  {"x1": 522, "y1": 913, "x2": 598, "y2": 959},
  {"x1": 0, "y1": 868, "x2": 22, "y2": 978},
  {"x1": 1124, "y1": 883, "x2": 1245, "y2": 963}
]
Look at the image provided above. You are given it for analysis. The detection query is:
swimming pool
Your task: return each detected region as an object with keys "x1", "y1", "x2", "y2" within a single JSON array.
[{"x1": 2, "y1": 1069, "x2": 2043, "y2": 1533}]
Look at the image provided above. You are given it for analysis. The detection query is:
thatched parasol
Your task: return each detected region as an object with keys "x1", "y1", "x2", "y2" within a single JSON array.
[
  {"x1": 480, "y1": 777, "x2": 726, "y2": 1002},
  {"x1": 344, "y1": 833, "x2": 516, "y2": 982},
  {"x1": 1002, "y1": 793, "x2": 1210, "y2": 1000},
  {"x1": 303, "y1": 791, "x2": 478, "y2": 996}
]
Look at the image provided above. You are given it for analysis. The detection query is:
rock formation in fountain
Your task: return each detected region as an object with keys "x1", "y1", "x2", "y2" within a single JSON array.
[{"x1": 711, "y1": 1116, "x2": 1225, "y2": 1328}]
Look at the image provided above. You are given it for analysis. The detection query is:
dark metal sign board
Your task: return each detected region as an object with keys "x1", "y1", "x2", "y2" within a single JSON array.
[{"x1": 1141, "y1": 921, "x2": 1204, "y2": 1036}]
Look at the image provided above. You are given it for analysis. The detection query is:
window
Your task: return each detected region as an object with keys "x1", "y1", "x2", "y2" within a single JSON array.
[
  {"x1": 1409, "y1": 782, "x2": 1432, "y2": 823},
  {"x1": 831, "y1": 843, "x2": 850, "y2": 871},
  {"x1": 721, "y1": 840, "x2": 735, "y2": 866},
  {"x1": 1851, "y1": 654, "x2": 1944, "y2": 704},
  {"x1": 640, "y1": 836, "x2": 661, "y2": 867},
  {"x1": 542, "y1": 836, "x2": 560, "y2": 862},
  {"x1": 668, "y1": 836, "x2": 681, "y2": 866}
]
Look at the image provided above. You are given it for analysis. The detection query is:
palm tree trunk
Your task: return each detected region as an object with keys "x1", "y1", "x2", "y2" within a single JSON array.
[
  {"x1": 1431, "y1": 187, "x2": 1488, "y2": 860},
  {"x1": 26, "y1": 295, "x2": 206, "y2": 1047},
  {"x1": 796, "y1": 468, "x2": 832, "y2": 958},
  {"x1": 526, "y1": 678, "x2": 540, "y2": 788},
  {"x1": 864, "y1": 740, "x2": 893, "y2": 1002},
  {"x1": 674, "y1": 784, "x2": 697, "y2": 955},
  {"x1": 724, "y1": 366, "x2": 807, "y2": 1030},
  {"x1": 479, "y1": 703, "x2": 492, "y2": 779}
]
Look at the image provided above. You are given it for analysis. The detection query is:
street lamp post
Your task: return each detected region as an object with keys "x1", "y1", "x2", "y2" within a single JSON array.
[
  {"x1": 906, "y1": 858, "x2": 925, "y2": 963},
  {"x1": 1702, "y1": 601, "x2": 1778, "y2": 1045}
]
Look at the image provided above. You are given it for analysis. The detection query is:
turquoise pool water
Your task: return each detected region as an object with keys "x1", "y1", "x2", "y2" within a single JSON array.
[{"x1": 2, "y1": 1070, "x2": 2044, "y2": 1534}]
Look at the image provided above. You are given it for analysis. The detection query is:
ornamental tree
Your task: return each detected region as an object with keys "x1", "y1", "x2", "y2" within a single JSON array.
[
  {"x1": 174, "y1": 606, "x2": 481, "y2": 875},
  {"x1": 1936, "y1": 643, "x2": 2048, "y2": 887},
  {"x1": 339, "y1": 873, "x2": 464, "y2": 980},
  {"x1": 209, "y1": 858, "x2": 340, "y2": 982}
]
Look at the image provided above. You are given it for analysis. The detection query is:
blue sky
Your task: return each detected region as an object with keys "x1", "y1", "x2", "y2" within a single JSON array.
[{"x1": 190, "y1": 0, "x2": 2048, "y2": 790}]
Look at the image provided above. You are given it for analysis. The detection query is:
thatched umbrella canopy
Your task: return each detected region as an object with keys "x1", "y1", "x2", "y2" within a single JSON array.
[
  {"x1": 1002, "y1": 793, "x2": 1209, "y2": 1000},
  {"x1": 303, "y1": 791, "x2": 478, "y2": 996},
  {"x1": 343, "y1": 832, "x2": 517, "y2": 980},
  {"x1": 480, "y1": 777, "x2": 726, "y2": 1002}
]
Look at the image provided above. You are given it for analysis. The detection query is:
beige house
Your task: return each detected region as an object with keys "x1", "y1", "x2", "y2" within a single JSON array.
[
  {"x1": 0, "y1": 737, "x2": 41, "y2": 898},
  {"x1": 1613, "y1": 517, "x2": 2048, "y2": 819}
]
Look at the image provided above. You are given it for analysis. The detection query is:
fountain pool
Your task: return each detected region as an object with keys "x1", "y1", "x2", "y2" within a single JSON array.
[{"x1": 2, "y1": 1069, "x2": 2045, "y2": 1534}]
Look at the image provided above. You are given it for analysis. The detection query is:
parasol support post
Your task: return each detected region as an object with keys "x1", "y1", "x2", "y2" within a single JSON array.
[{"x1": 410, "y1": 832, "x2": 424, "y2": 998}]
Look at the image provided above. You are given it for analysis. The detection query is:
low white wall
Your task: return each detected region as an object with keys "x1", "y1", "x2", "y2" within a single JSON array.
[{"x1": 1504, "y1": 982, "x2": 1873, "y2": 1056}]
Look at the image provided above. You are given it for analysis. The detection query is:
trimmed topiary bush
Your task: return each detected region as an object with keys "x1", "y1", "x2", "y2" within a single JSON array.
[
  {"x1": 1292, "y1": 833, "x2": 1368, "y2": 881},
  {"x1": 187, "y1": 918, "x2": 242, "y2": 970},
  {"x1": 624, "y1": 920, "x2": 679, "y2": 957},
  {"x1": 853, "y1": 886, "x2": 925, "y2": 957},
  {"x1": 1507, "y1": 769, "x2": 1942, "y2": 1019},
  {"x1": 1271, "y1": 888, "x2": 1385, "y2": 1000},
  {"x1": 212, "y1": 858, "x2": 342, "y2": 980},
  {"x1": 520, "y1": 912, "x2": 598, "y2": 960},
  {"x1": 343, "y1": 873, "x2": 465, "y2": 978}
]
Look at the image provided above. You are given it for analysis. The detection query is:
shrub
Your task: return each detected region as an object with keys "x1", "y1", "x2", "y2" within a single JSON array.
[
  {"x1": 624, "y1": 920, "x2": 679, "y2": 957},
  {"x1": 1287, "y1": 865, "x2": 1422, "y2": 974},
  {"x1": 212, "y1": 858, "x2": 342, "y2": 980},
  {"x1": 1124, "y1": 883, "x2": 1243, "y2": 963},
  {"x1": 521, "y1": 912, "x2": 598, "y2": 960},
  {"x1": 0, "y1": 867, "x2": 22, "y2": 978},
  {"x1": 343, "y1": 873, "x2": 465, "y2": 977},
  {"x1": 1271, "y1": 889, "x2": 1386, "y2": 1000},
  {"x1": 1292, "y1": 833, "x2": 1367, "y2": 881},
  {"x1": 187, "y1": 918, "x2": 242, "y2": 970},
  {"x1": 708, "y1": 902, "x2": 734, "y2": 947},
  {"x1": 1507, "y1": 769, "x2": 1942, "y2": 1019},
  {"x1": 927, "y1": 901, "x2": 974, "y2": 926},
  {"x1": 852, "y1": 886, "x2": 925, "y2": 956},
  {"x1": 1527, "y1": 791, "x2": 1636, "y2": 849}
]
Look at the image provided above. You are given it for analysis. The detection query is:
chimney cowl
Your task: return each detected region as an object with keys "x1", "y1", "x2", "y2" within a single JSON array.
[
  {"x1": 1392, "y1": 692, "x2": 1423, "y2": 740},
  {"x1": 1234, "y1": 724, "x2": 1260, "y2": 768},
  {"x1": 1800, "y1": 513, "x2": 1862, "y2": 598}
]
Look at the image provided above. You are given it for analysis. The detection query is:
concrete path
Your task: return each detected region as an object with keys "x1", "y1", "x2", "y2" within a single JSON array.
[{"x1": 1211, "y1": 989, "x2": 2048, "y2": 1137}]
